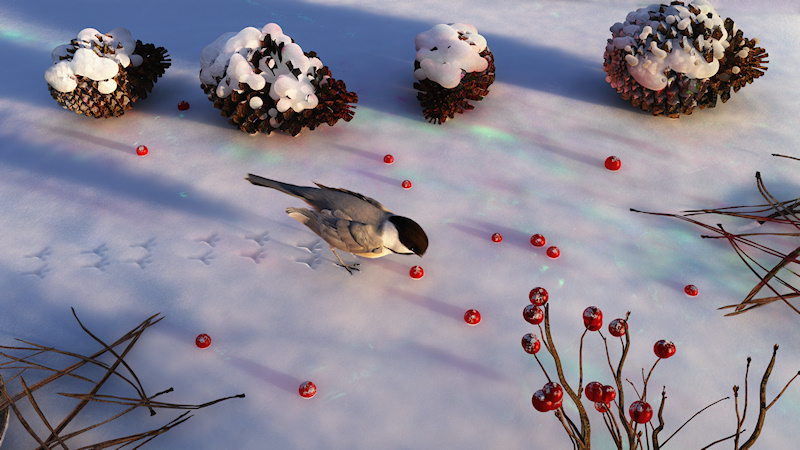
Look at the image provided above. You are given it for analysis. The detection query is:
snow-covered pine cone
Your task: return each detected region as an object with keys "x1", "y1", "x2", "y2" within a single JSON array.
[
  {"x1": 199, "y1": 23, "x2": 357, "y2": 137},
  {"x1": 603, "y1": 0, "x2": 767, "y2": 118},
  {"x1": 45, "y1": 28, "x2": 170, "y2": 118},
  {"x1": 413, "y1": 23, "x2": 495, "y2": 124}
]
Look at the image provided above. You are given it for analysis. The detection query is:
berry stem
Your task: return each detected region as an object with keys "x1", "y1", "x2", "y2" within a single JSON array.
[
  {"x1": 642, "y1": 358, "x2": 662, "y2": 401},
  {"x1": 541, "y1": 304, "x2": 591, "y2": 447},
  {"x1": 533, "y1": 354, "x2": 552, "y2": 383},
  {"x1": 578, "y1": 329, "x2": 588, "y2": 398}
]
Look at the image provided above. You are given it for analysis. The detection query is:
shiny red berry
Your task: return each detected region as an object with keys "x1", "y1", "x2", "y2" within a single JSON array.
[
  {"x1": 402, "y1": 180, "x2": 412, "y2": 189},
  {"x1": 654, "y1": 340, "x2": 676, "y2": 359},
  {"x1": 491, "y1": 233, "x2": 502, "y2": 243},
  {"x1": 464, "y1": 309, "x2": 481, "y2": 326},
  {"x1": 684, "y1": 284, "x2": 698, "y2": 296},
  {"x1": 178, "y1": 101, "x2": 190, "y2": 111},
  {"x1": 602, "y1": 385, "x2": 616, "y2": 404},
  {"x1": 383, "y1": 154, "x2": 394, "y2": 164},
  {"x1": 136, "y1": 145, "x2": 148, "y2": 156},
  {"x1": 583, "y1": 306, "x2": 603, "y2": 331},
  {"x1": 585, "y1": 381, "x2": 604, "y2": 403},
  {"x1": 409, "y1": 265, "x2": 424, "y2": 279},
  {"x1": 595, "y1": 401, "x2": 611, "y2": 413},
  {"x1": 521, "y1": 333, "x2": 541, "y2": 354},
  {"x1": 529, "y1": 287, "x2": 549, "y2": 306},
  {"x1": 530, "y1": 234, "x2": 546, "y2": 247},
  {"x1": 546, "y1": 246, "x2": 560, "y2": 259},
  {"x1": 532, "y1": 389, "x2": 553, "y2": 412},
  {"x1": 523, "y1": 304, "x2": 544, "y2": 325},
  {"x1": 605, "y1": 156, "x2": 621, "y2": 171},
  {"x1": 542, "y1": 382, "x2": 563, "y2": 403},
  {"x1": 299, "y1": 381, "x2": 317, "y2": 399},
  {"x1": 608, "y1": 318, "x2": 627, "y2": 337},
  {"x1": 630, "y1": 400, "x2": 653, "y2": 423},
  {"x1": 195, "y1": 333, "x2": 211, "y2": 349}
]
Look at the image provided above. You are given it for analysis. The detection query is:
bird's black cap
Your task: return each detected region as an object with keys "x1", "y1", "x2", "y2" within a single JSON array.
[{"x1": 389, "y1": 216, "x2": 428, "y2": 257}]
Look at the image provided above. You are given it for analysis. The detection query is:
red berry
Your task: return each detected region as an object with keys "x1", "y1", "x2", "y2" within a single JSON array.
[
  {"x1": 195, "y1": 333, "x2": 211, "y2": 349},
  {"x1": 521, "y1": 333, "x2": 541, "y2": 354},
  {"x1": 529, "y1": 287, "x2": 549, "y2": 306},
  {"x1": 299, "y1": 381, "x2": 317, "y2": 399},
  {"x1": 409, "y1": 265, "x2": 424, "y2": 279},
  {"x1": 602, "y1": 385, "x2": 616, "y2": 404},
  {"x1": 551, "y1": 397, "x2": 563, "y2": 411},
  {"x1": 595, "y1": 401, "x2": 611, "y2": 413},
  {"x1": 523, "y1": 304, "x2": 544, "y2": 325},
  {"x1": 684, "y1": 284, "x2": 698, "y2": 296},
  {"x1": 383, "y1": 154, "x2": 394, "y2": 164},
  {"x1": 630, "y1": 400, "x2": 653, "y2": 423},
  {"x1": 178, "y1": 101, "x2": 190, "y2": 111},
  {"x1": 136, "y1": 145, "x2": 148, "y2": 156},
  {"x1": 532, "y1": 389, "x2": 553, "y2": 412},
  {"x1": 546, "y1": 246, "x2": 560, "y2": 259},
  {"x1": 585, "y1": 381, "x2": 604, "y2": 403},
  {"x1": 583, "y1": 306, "x2": 603, "y2": 331},
  {"x1": 608, "y1": 318, "x2": 627, "y2": 337},
  {"x1": 491, "y1": 233, "x2": 502, "y2": 243},
  {"x1": 464, "y1": 309, "x2": 481, "y2": 326},
  {"x1": 530, "y1": 234, "x2": 546, "y2": 247},
  {"x1": 654, "y1": 340, "x2": 676, "y2": 359},
  {"x1": 605, "y1": 156, "x2": 621, "y2": 171},
  {"x1": 402, "y1": 180, "x2": 412, "y2": 189},
  {"x1": 542, "y1": 382, "x2": 563, "y2": 403}
]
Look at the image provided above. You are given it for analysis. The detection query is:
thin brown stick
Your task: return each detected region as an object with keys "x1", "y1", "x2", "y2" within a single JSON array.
[
  {"x1": 659, "y1": 396, "x2": 729, "y2": 446},
  {"x1": 739, "y1": 345, "x2": 780, "y2": 449},
  {"x1": 542, "y1": 304, "x2": 591, "y2": 447}
]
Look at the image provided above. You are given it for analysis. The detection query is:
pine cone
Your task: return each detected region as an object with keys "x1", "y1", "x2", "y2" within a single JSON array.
[
  {"x1": 199, "y1": 24, "x2": 357, "y2": 137},
  {"x1": 45, "y1": 28, "x2": 170, "y2": 118},
  {"x1": 413, "y1": 23, "x2": 495, "y2": 124},
  {"x1": 603, "y1": 1, "x2": 767, "y2": 118}
]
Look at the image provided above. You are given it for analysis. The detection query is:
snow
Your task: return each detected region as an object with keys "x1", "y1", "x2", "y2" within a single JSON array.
[
  {"x1": 1, "y1": 0, "x2": 800, "y2": 449},
  {"x1": 44, "y1": 27, "x2": 141, "y2": 94},
  {"x1": 610, "y1": 1, "x2": 730, "y2": 91},
  {"x1": 414, "y1": 23, "x2": 489, "y2": 89},
  {"x1": 199, "y1": 23, "x2": 323, "y2": 113}
]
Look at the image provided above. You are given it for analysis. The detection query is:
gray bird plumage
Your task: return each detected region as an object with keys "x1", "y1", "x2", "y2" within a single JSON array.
[{"x1": 246, "y1": 174, "x2": 428, "y2": 273}]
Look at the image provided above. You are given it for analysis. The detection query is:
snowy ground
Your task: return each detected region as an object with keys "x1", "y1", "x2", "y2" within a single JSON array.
[{"x1": 1, "y1": 0, "x2": 799, "y2": 448}]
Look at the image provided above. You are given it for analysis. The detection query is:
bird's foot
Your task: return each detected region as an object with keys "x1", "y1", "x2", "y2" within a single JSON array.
[
  {"x1": 335, "y1": 262, "x2": 360, "y2": 275},
  {"x1": 331, "y1": 249, "x2": 360, "y2": 275}
]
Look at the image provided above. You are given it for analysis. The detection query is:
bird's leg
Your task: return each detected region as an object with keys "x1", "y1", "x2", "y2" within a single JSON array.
[{"x1": 331, "y1": 248, "x2": 360, "y2": 275}]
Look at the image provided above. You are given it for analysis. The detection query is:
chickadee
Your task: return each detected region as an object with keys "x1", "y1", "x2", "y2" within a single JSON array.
[{"x1": 246, "y1": 174, "x2": 428, "y2": 274}]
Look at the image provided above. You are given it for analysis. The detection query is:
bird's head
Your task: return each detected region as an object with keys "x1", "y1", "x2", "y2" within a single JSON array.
[{"x1": 389, "y1": 215, "x2": 428, "y2": 257}]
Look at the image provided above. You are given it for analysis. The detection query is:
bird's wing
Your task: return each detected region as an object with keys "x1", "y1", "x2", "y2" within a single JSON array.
[
  {"x1": 313, "y1": 183, "x2": 393, "y2": 213},
  {"x1": 287, "y1": 207, "x2": 382, "y2": 255}
]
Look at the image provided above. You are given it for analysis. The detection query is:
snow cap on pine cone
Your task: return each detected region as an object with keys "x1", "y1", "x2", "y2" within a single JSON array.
[
  {"x1": 45, "y1": 27, "x2": 170, "y2": 118},
  {"x1": 199, "y1": 23, "x2": 357, "y2": 136},
  {"x1": 603, "y1": 0, "x2": 768, "y2": 117},
  {"x1": 413, "y1": 23, "x2": 495, "y2": 124}
]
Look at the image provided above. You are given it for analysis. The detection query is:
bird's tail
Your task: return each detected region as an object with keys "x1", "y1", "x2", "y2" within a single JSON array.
[{"x1": 246, "y1": 174, "x2": 310, "y2": 199}]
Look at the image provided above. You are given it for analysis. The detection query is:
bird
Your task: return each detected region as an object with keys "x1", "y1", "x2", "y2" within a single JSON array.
[{"x1": 246, "y1": 174, "x2": 428, "y2": 274}]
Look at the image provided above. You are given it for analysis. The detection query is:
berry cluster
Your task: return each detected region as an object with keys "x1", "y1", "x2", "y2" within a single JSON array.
[{"x1": 519, "y1": 297, "x2": 797, "y2": 449}]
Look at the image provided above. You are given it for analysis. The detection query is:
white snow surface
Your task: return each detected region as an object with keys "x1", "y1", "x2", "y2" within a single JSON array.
[
  {"x1": 199, "y1": 23, "x2": 322, "y2": 113},
  {"x1": 44, "y1": 27, "x2": 141, "y2": 94},
  {"x1": 414, "y1": 23, "x2": 489, "y2": 89},
  {"x1": 609, "y1": 0, "x2": 730, "y2": 91},
  {"x1": 2, "y1": 0, "x2": 800, "y2": 449}
]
